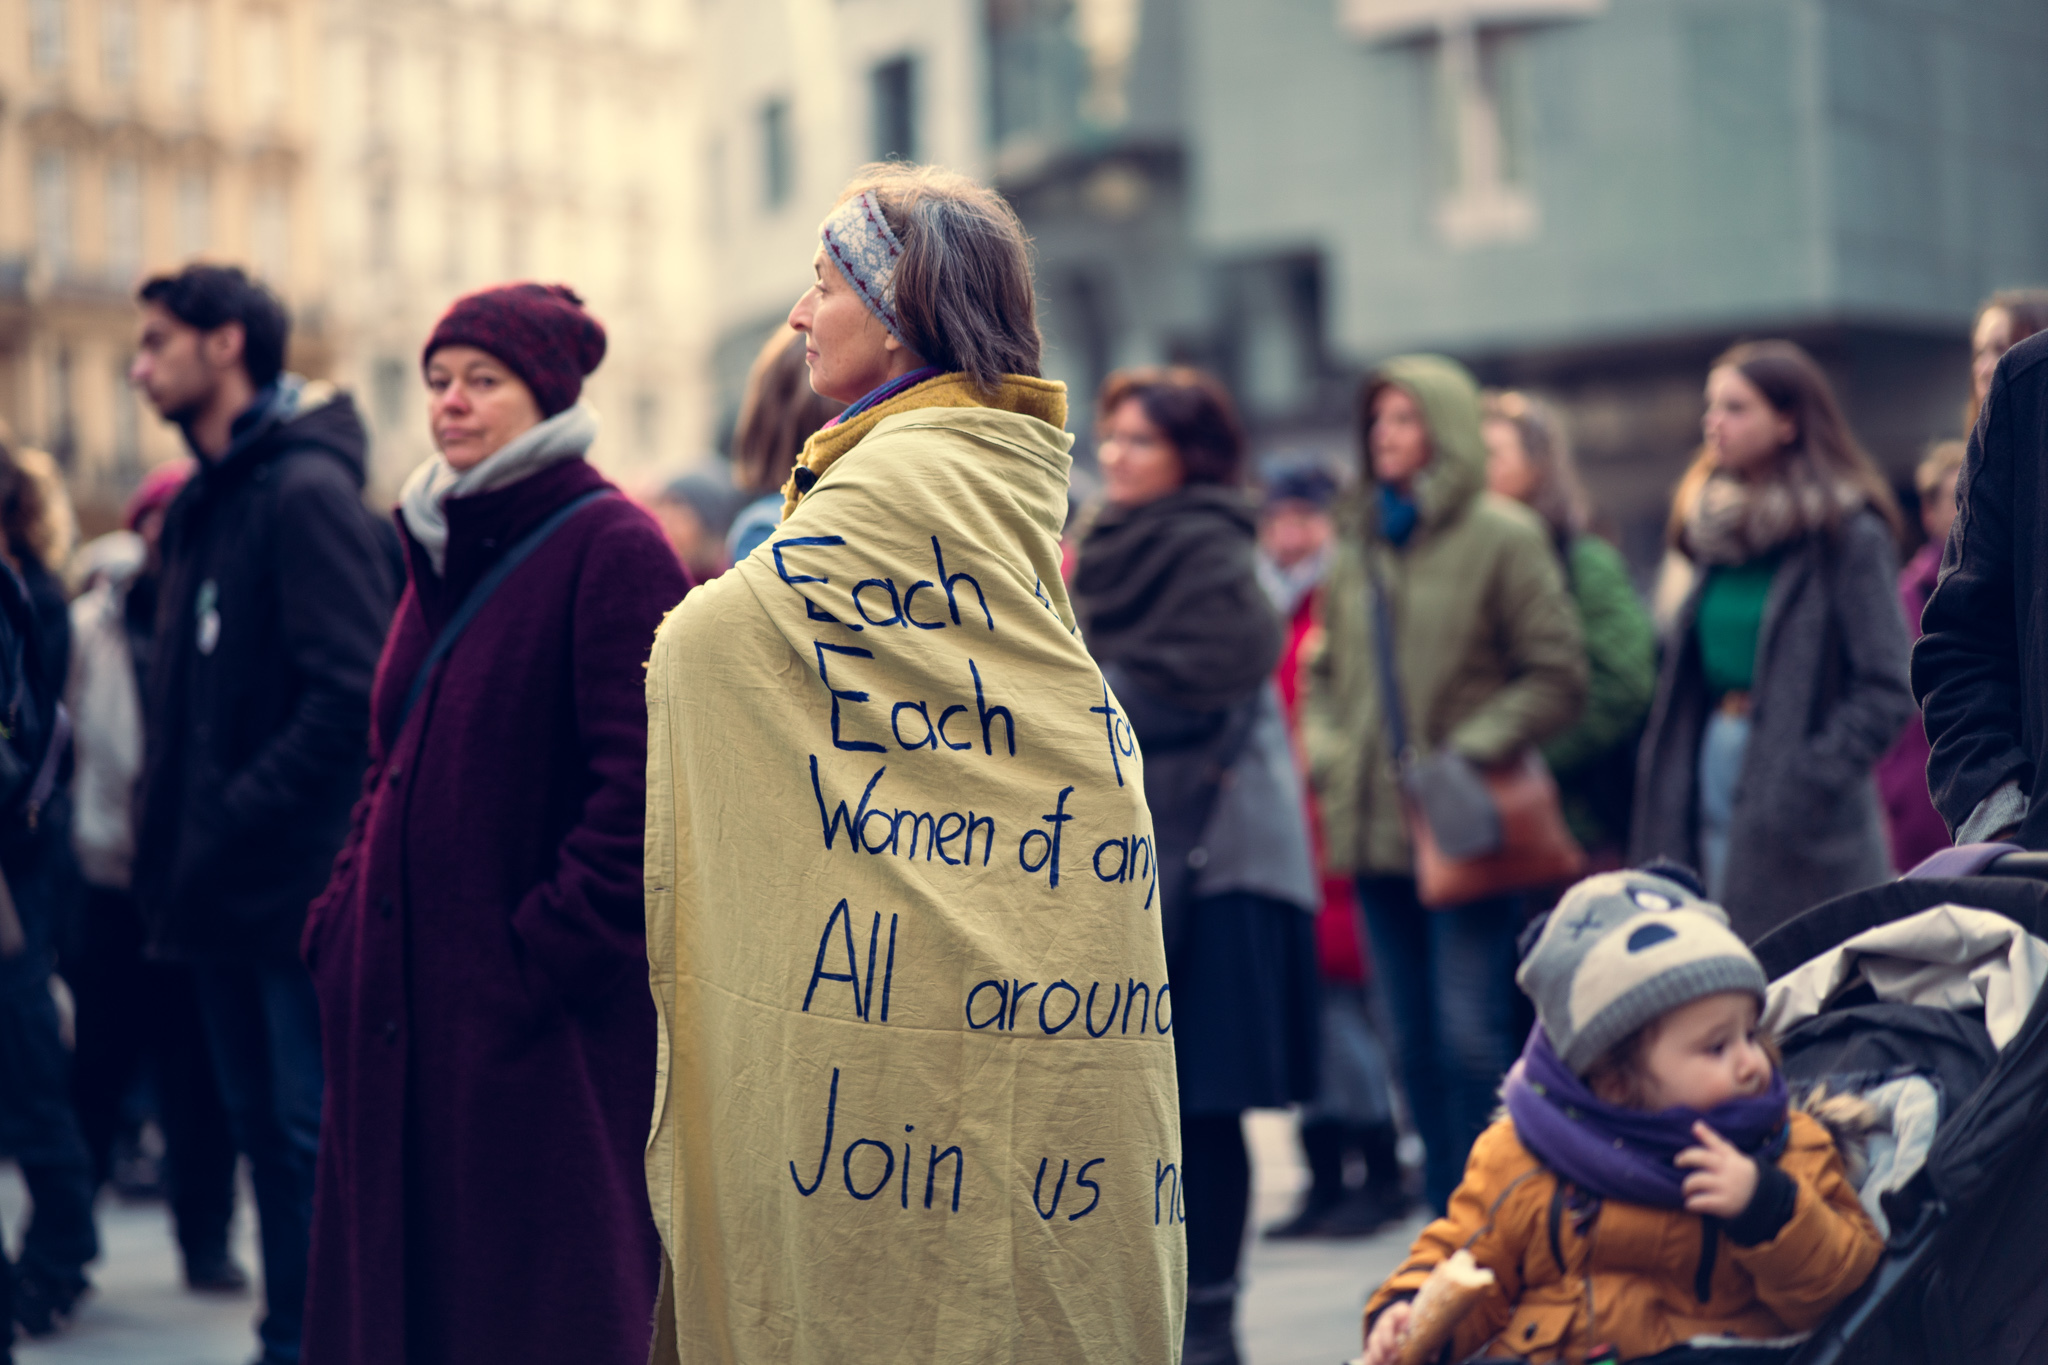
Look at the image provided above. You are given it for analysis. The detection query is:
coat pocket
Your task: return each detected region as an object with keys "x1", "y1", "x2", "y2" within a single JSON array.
[{"x1": 1495, "y1": 1299, "x2": 1577, "y2": 1360}]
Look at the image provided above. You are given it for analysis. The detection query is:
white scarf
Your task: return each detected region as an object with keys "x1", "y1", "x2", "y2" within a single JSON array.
[{"x1": 398, "y1": 403, "x2": 599, "y2": 576}]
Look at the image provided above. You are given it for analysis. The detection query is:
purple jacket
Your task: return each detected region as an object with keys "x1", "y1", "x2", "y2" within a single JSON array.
[
  {"x1": 1879, "y1": 541, "x2": 1951, "y2": 870},
  {"x1": 301, "y1": 458, "x2": 687, "y2": 1365}
]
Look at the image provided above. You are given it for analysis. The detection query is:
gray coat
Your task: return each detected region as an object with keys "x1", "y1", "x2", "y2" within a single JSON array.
[
  {"x1": 1194, "y1": 683, "x2": 1319, "y2": 911},
  {"x1": 1631, "y1": 509, "x2": 1914, "y2": 942}
]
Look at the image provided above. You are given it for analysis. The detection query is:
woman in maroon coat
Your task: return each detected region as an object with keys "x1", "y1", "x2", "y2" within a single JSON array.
[{"x1": 300, "y1": 284, "x2": 687, "y2": 1364}]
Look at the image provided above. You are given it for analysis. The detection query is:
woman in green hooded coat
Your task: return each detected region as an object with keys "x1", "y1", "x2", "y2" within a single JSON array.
[{"x1": 1301, "y1": 356, "x2": 1586, "y2": 1213}]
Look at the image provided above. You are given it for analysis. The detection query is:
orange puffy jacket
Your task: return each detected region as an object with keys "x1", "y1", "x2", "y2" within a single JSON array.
[{"x1": 1364, "y1": 1111, "x2": 1881, "y2": 1363}]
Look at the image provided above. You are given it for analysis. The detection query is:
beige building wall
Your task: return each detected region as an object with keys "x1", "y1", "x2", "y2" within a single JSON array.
[
  {"x1": 0, "y1": 0, "x2": 326, "y2": 519},
  {"x1": 694, "y1": 0, "x2": 984, "y2": 418},
  {"x1": 318, "y1": 0, "x2": 708, "y2": 500}
]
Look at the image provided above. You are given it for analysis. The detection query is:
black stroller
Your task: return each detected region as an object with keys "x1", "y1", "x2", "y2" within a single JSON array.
[{"x1": 1750, "y1": 858, "x2": 2048, "y2": 1365}]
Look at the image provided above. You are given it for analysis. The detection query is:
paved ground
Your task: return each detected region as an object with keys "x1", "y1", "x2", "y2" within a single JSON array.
[
  {"x1": 2, "y1": 1111, "x2": 1423, "y2": 1363},
  {"x1": 2, "y1": 1165, "x2": 261, "y2": 1365}
]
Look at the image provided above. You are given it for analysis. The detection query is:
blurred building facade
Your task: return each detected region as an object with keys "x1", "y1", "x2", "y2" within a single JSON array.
[
  {"x1": 1, "y1": 0, "x2": 709, "y2": 518},
  {"x1": 317, "y1": 0, "x2": 707, "y2": 498},
  {"x1": 0, "y1": 0, "x2": 326, "y2": 514},
  {"x1": 1186, "y1": 0, "x2": 2048, "y2": 558},
  {"x1": 697, "y1": 0, "x2": 2048, "y2": 556},
  {"x1": 692, "y1": 0, "x2": 987, "y2": 445}
]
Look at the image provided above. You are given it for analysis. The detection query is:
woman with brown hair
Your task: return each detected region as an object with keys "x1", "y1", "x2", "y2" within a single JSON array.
[
  {"x1": 1968, "y1": 290, "x2": 2048, "y2": 430},
  {"x1": 723, "y1": 328, "x2": 844, "y2": 562},
  {"x1": 1483, "y1": 391, "x2": 1655, "y2": 860},
  {"x1": 643, "y1": 164, "x2": 1181, "y2": 1363},
  {"x1": 1072, "y1": 367, "x2": 1318, "y2": 1365},
  {"x1": 1632, "y1": 340, "x2": 1913, "y2": 940}
]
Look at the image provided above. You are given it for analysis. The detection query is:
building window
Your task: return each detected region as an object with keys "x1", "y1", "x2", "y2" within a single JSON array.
[
  {"x1": 48, "y1": 348, "x2": 75, "y2": 467},
  {"x1": 103, "y1": 0, "x2": 137, "y2": 86},
  {"x1": 760, "y1": 98, "x2": 792, "y2": 211},
  {"x1": 112, "y1": 360, "x2": 141, "y2": 481},
  {"x1": 634, "y1": 392, "x2": 660, "y2": 455},
  {"x1": 368, "y1": 177, "x2": 396, "y2": 271},
  {"x1": 176, "y1": 169, "x2": 210, "y2": 257},
  {"x1": 106, "y1": 160, "x2": 143, "y2": 277},
  {"x1": 244, "y1": 10, "x2": 286, "y2": 128},
  {"x1": 372, "y1": 356, "x2": 408, "y2": 434},
  {"x1": 872, "y1": 56, "x2": 918, "y2": 163},
  {"x1": 168, "y1": 0, "x2": 205, "y2": 104},
  {"x1": 252, "y1": 185, "x2": 290, "y2": 284},
  {"x1": 31, "y1": 0, "x2": 66, "y2": 72},
  {"x1": 34, "y1": 151, "x2": 71, "y2": 273}
]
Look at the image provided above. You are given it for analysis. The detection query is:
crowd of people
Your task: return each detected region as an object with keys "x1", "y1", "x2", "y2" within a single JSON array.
[{"x1": 0, "y1": 160, "x2": 2037, "y2": 1365}]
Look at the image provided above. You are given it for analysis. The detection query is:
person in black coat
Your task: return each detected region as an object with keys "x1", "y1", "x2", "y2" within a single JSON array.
[
  {"x1": 1072, "y1": 368, "x2": 1320, "y2": 1365},
  {"x1": 1916, "y1": 330, "x2": 2048, "y2": 847},
  {"x1": 129, "y1": 264, "x2": 396, "y2": 1365},
  {"x1": 0, "y1": 438, "x2": 97, "y2": 1344}
]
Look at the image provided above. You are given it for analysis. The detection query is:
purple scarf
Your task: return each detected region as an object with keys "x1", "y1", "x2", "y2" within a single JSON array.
[
  {"x1": 1502, "y1": 1026, "x2": 1788, "y2": 1209},
  {"x1": 821, "y1": 366, "x2": 945, "y2": 429}
]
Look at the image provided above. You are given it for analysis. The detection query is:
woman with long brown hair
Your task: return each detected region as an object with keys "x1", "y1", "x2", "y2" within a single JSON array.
[{"x1": 1632, "y1": 340, "x2": 1913, "y2": 940}]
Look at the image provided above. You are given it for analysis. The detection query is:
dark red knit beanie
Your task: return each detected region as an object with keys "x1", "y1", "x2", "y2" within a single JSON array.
[{"x1": 421, "y1": 283, "x2": 607, "y2": 418}]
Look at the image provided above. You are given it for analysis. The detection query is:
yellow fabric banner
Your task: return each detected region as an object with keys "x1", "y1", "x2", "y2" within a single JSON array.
[{"x1": 644, "y1": 386, "x2": 1185, "y2": 1363}]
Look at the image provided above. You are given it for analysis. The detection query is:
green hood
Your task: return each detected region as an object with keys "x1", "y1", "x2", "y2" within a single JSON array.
[{"x1": 1363, "y1": 353, "x2": 1487, "y2": 537}]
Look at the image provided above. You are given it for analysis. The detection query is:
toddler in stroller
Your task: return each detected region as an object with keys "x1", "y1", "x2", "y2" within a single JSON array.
[{"x1": 1360, "y1": 870, "x2": 1882, "y2": 1365}]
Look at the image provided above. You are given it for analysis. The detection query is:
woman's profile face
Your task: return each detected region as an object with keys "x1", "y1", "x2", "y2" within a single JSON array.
[
  {"x1": 425, "y1": 345, "x2": 544, "y2": 472},
  {"x1": 1973, "y1": 306, "x2": 2013, "y2": 411},
  {"x1": 1483, "y1": 417, "x2": 1538, "y2": 503},
  {"x1": 1368, "y1": 386, "x2": 1431, "y2": 490},
  {"x1": 1097, "y1": 398, "x2": 1184, "y2": 508},
  {"x1": 1702, "y1": 366, "x2": 1794, "y2": 476},
  {"x1": 789, "y1": 249, "x2": 905, "y2": 404}
]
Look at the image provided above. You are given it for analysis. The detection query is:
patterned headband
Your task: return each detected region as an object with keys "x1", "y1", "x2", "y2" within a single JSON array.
[{"x1": 820, "y1": 191, "x2": 908, "y2": 345}]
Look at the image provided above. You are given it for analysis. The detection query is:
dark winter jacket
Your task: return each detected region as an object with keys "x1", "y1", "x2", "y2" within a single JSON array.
[
  {"x1": 301, "y1": 456, "x2": 685, "y2": 1365},
  {"x1": 1916, "y1": 330, "x2": 2048, "y2": 847},
  {"x1": 0, "y1": 553, "x2": 73, "y2": 971},
  {"x1": 1633, "y1": 509, "x2": 1913, "y2": 941},
  {"x1": 135, "y1": 381, "x2": 396, "y2": 964},
  {"x1": 1073, "y1": 485, "x2": 1284, "y2": 713}
]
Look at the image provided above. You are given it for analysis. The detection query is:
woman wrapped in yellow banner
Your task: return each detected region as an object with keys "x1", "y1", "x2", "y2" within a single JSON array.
[{"x1": 643, "y1": 164, "x2": 1185, "y2": 1364}]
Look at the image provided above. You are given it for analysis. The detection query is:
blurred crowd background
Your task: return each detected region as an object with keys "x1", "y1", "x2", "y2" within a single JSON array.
[{"x1": 1, "y1": 0, "x2": 2045, "y2": 566}]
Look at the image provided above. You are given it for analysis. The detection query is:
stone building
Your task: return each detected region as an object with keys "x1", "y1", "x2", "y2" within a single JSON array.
[
  {"x1": 0, "y1": 0, "x2": 708, "y2": 516},
  {"x1": 316, "y1": 0, "x2": 706, "y2": 497},
  {"x1": 0, "y1": 0, "x2": 325, "y2": 515}
]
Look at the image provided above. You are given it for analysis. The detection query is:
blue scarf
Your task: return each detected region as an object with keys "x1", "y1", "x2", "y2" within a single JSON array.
[
  {"x1": 1377, "y1": 484, "x2": 1420, "y2": 547},
  {"x1": 821, "y1": 366, "x2": 945, "y2": 429},
  {"x1": 1502, "y1": 1026, "x2": 1788, "y2": 1209}
]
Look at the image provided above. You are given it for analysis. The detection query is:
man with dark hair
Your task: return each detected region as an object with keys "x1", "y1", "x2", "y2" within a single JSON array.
[{"x1": 129, "y1": 263, "x2": 395, "y2": 1365}]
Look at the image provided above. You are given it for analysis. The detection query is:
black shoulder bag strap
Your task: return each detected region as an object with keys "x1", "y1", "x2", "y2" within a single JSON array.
[{"x1": 394, "y1": 488, "x2": 614, "y2": 737}]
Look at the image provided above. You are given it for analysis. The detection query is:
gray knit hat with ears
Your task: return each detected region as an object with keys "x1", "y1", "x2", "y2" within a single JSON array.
[{"x1": 1517, "y1": 870, "x2": 1768, "y2": 1074}]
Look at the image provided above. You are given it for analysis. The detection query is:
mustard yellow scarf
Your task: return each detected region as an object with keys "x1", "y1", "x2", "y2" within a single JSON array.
[{"x1": 780, "y1": 372, "x2": 1069, "y2": 518}]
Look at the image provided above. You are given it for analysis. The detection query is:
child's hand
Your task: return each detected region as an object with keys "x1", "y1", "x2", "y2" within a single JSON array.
[
  {"x1": 1676, "y1": 1120, "x2": 1759, "y2": 1219},
  {"x1": 1361, "y1": 1300, "x2": 1412, "y2": 1365}
]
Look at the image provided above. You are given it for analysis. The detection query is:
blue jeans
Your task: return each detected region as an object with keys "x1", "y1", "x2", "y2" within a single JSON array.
[
  {"x1": 1697, "y1": 712, "x2": 1752, "y2": 902},
  {"x1": 1356, "y1": 878, "x2": 1521, "y2": 1214},
  {"x1": 193, "y1": 963, "x2": 323, "y2": 1364}
]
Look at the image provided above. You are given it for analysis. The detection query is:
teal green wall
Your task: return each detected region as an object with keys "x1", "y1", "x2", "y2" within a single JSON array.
[{"x1": 1186, "y1": 0, "x2": 2048, "y2": 362}]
